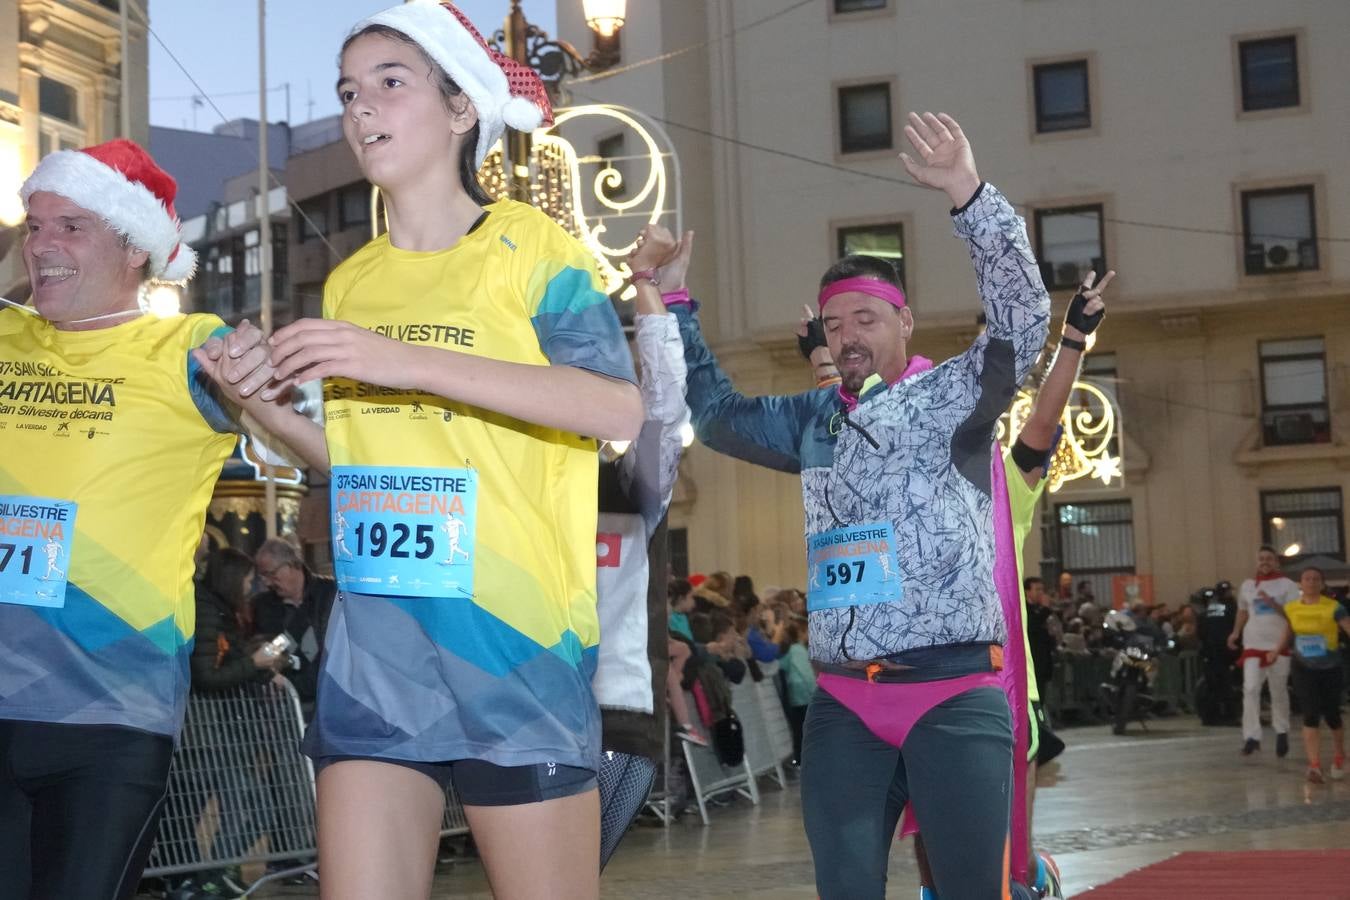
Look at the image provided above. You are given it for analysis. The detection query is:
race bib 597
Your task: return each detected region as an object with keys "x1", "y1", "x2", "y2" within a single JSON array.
[{"x1": 806, "y1": 522, "x2": 903, "y2": 613}]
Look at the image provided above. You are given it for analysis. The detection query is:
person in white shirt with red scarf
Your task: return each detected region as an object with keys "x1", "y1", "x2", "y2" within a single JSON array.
[{"x1": 1228, "y1": 544, "x2": 1300, "y2": 756}]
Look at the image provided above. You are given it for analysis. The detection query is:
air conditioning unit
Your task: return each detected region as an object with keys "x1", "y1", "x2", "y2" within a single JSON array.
[
  {"x1": 1247, "y1": 238, "x2": 1301, "y2": 271},
  {"x1": 1271, "y1": 412, "x2": 1316, "y2": 444}
]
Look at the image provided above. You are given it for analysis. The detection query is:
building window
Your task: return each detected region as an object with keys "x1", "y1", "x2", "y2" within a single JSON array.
[
  {"x1": 1053, "y1": 500, "x2": 1134, "y2": 609},
  {"x1": 1259, "y1": 337, "x2": 1330, "y2": 446},
  {"x1": 838, "y1": 82, "x2": 892, "y2": 154},
  {"x1": 298, "y1": 198, "x2": 328, "y2": 243},
  {"x1": 1032, "y1": 60, "x2": 1090, "y2": 133},
  {"x1": 1242, "y1": 185, "x2": 1317, "y2": 275},
  {"x1": 1262, "y1": 488, "x2": 1343, "y2": 561},
  {"x1": 1239, "y1": 35, "x2": 1299, "y2": 111},
  {"x1": 834, "y1": 0, "x2": 887, "y2": 12},
  {"x1": 668, "y1": 527, "x2": 689, "y2": 578},
  {"x1": 596, "y1": 133, "x2": 627, "y2": 200},
  {"x1": 200, "y1": 244, "x2": 234, "y2": 318},
  {"x1": 1033, "y1": 204, "x2": 1105, "y2": 291},
  {"x1": 39, "y1": 78, "x2": 79, "y2": 125},
  {"x1": 836, "y1": 222, "x2": 905, "y2": 286},
  {"x1": 338, "y1": 183, "x2": 371, "y2": 230}
]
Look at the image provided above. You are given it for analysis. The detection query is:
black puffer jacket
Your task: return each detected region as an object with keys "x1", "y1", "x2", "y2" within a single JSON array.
[{"x1": 190, "y1": 585, "x2": 272, "y2": 694}]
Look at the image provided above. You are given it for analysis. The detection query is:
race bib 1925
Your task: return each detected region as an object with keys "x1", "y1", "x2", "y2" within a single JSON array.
[{"x1": 330, "y1": 466, "x2": 477, "y2": 599}]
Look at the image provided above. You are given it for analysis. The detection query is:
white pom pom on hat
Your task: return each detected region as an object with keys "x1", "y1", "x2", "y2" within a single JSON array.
[{"x1": 357, "y1": 0, "x2": 554, "y2": 169}]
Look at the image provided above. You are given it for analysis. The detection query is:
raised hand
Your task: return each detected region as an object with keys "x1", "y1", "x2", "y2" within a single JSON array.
[
  {"x1": 655, "y1": 230, "x2": 695, "y2": 293},
  {"x1": 899, "y1": 112, "x2": 981, "y2": 208},
  {"x1": 628, "y1": 224, "x2": 679, "y2": 276},
  {"x1": 1064, "y1": 269, "x2": 1115, "y2": 340}
]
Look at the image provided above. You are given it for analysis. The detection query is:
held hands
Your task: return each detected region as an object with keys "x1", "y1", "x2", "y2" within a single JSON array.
[
  {"x1": 260, "y1": 319, "x2": 421, "y2": 400},
  {"x1": 192, "y1": 319, "x2": 289, "y2": 409},
  {"x1": 1064, "y1": 270, "x2": 1115, "y2": 341},
  {"x1": 899, "y1": 112, "x2": 981, "y2": 209}
]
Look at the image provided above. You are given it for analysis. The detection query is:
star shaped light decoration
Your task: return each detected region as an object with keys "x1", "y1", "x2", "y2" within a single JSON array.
[{"x1": 999, "y1": 378, "x2": 1122, "y2": 493}]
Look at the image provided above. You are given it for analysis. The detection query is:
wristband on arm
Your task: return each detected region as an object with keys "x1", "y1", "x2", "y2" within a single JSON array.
[
  {"x1": 660, "y1": 288, "x2": 691, "y2": 307},
  {"x1": 1011, "y1": 425, "x2": 1063, "y2": 475},
  {"x1": 1059, "y1": 336, "x2": 1087, "y2": 352}
]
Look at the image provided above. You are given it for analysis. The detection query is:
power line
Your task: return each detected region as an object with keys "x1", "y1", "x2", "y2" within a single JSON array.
[
  {"x1": 145, "y1": 26, "x2": 343, "y2": 265},
  {"x1": 571, "y1": 95, "x2": 1350, "y2": 247},
  {"x1": 562, "y1": 0, "x2": 1348, "y2": 248},
  {"x1": 152, "y1": 85, "x2": 289, "y2": 103}
]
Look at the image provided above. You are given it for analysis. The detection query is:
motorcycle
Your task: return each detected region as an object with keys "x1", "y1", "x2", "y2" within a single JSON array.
[{"x1": 1099, "y1": 609, "x2": 1164, "y2": 735}]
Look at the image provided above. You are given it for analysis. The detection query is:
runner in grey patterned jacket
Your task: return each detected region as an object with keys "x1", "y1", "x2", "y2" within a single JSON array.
[
  {"x1": 670, "y1": 112, "x2": 1051, "y2": 899},
  {"x1": 672, "y1": 129, "x2": 1049, "y2": 668}
]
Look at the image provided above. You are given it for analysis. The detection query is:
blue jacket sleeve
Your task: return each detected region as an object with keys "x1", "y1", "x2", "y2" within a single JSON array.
[{"x1": 673, "y1": 302, "x2": 819, "y2": 475}]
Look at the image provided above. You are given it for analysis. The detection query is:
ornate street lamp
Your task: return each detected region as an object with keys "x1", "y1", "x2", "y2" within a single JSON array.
[
  {"x1": 498, "y1": 0, "x2": 625, "y2": 98},
  {"x1": 497, "y1": 0, "x2": 626, "y2": 199}
]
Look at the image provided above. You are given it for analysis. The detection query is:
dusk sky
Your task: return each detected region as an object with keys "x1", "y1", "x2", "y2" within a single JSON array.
[{"x1": 148, "y1": 1, "x2": 557, "y2": 132}]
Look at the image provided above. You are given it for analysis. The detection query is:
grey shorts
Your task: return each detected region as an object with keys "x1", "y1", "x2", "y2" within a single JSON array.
[{"x1": 314, "y1": 755, "x2": 596, "y2": 807}]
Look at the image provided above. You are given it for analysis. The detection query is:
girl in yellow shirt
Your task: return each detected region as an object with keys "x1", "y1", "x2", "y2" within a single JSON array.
[{"x1": 1280, "y1": 567, "x2": 1350, "y2": 783}]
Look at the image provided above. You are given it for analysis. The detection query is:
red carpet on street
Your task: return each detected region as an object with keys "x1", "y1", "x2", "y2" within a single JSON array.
[{"x1": 1081, "y1": 850, "x2": 1350, "y2": 898}]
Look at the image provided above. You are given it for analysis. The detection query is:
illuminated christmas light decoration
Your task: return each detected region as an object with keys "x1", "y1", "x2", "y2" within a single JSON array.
[
  {"x1": 999, "y1": 378, "x2": 1123, "y2": 493},
  {"x1": 375, "y1": 104, "x2": 681, "y2": 302}
]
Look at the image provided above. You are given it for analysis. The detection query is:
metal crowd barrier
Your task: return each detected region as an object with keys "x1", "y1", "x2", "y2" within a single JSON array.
[
  {"x1": 680, "y1": 688, "x2": 758, "y2": 826},
  {"x1": 679, "y1": 663, "x2": 796, "y2": 826},
  {"x1": 1044, "y1": 649, "x2": 1203, "y2": 724},
  {"x1": 143, "y1": 679, "x2": 470, "y2": 895},
  {"x1": 733, "y1": 661, "x2": 795, "y2": 790}
]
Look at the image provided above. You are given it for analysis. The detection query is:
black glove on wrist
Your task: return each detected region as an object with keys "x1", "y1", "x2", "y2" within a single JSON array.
[
  {"x1": 798, "y1": 318, "x2": 828, "y2": 361},
  {"x1": 1066, "y1": 287, "x2": 1105, "y2": 335}
]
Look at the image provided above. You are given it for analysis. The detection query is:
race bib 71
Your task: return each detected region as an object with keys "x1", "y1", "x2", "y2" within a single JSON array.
[
  {"x1": 0, "y1": 495, "x2": 76, "y2": 609},
  {"x1": 330, "y1": 466, "x2": 477, "y2": 599}
]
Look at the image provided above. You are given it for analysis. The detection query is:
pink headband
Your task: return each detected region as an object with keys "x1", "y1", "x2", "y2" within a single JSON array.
[{"x1": 818, "y1": 276, "x2": 906, "y2": 311}]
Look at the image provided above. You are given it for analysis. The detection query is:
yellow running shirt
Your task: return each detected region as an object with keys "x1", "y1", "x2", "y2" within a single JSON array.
[
  {"x1": 306, "y1": 199, "x2": 636, "y2": 770},
  {"x1": 0, "y1": 310, "x2": 237, "y2": 736},
  {"x1": 1285, "y1": 596, "x2": 1346, "y2": 669}
]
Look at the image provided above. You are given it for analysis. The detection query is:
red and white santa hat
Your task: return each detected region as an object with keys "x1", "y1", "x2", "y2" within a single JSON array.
[
  {"x1": 20, "y1": 138, "x2": 196, "y2": 283},
  {"x1": 357, "y1": 0, "x2": 553, "y2": 168}
]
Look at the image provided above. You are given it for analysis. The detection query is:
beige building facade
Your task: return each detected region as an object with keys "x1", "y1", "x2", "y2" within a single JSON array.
[
  {"x1": 0, "y1": 0, "x2": 149, "y2": 293},
  {"x1": 557, "y1": 0, "x2": 1350, "y2": 605}
]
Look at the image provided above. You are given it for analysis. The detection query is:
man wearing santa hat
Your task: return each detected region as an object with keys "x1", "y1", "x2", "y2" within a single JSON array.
[{"x1": 0, "y1": 138, "x2": 282, "y2": 899}]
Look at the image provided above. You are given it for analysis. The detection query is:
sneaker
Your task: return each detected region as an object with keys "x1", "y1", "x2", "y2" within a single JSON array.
[
  {"x1": 1307, "y1": 766, "x2": 1325, "y2": 784},
  {"x1": 676, "y1": 723, "x2": 708, "y2": 746},
  {"x1": 1242, "y1": 738, "x2": 1260, "y2": 755},
  {"x1": 1035, "y1": 851, "x2": 1065, "y2": 899},
  {"x1": 1276, "y1": 733, "x2": 1289, "y2": 758},
  {"x1": 1332, "y1": 757, "x2": 1346, "y2": 781}
]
